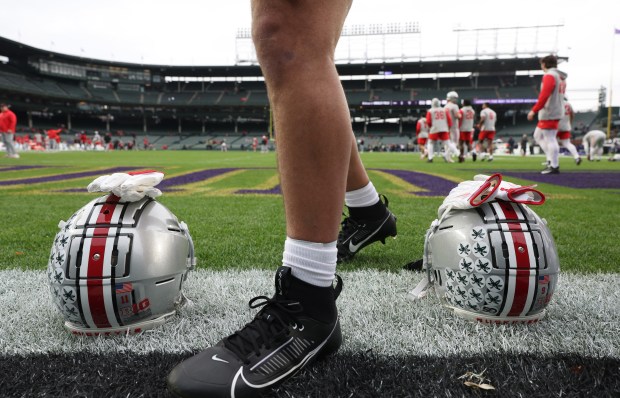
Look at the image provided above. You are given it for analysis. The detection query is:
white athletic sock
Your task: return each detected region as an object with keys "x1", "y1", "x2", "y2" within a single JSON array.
[
  {"x1": 283, "y1": 237, "x2": 336, "y2": 287},
  {"x1": 345, "y1": 181, "x2": 380, "y2": 208}
]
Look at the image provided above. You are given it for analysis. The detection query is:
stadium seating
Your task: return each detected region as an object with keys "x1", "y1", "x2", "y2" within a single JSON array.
[{"x1": 0, "y1": 45, "x2": 610, "y2": 151}]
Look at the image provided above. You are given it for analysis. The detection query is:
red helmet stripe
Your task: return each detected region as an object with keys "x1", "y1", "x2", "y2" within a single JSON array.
[
  {"x1": 86, "y1": 237, "x2": 111, "y2": 328},
  {"x1": 84, "y1": 194, "x2": 120, "y2": 328},
  {"x1": 495, "y1": 201, "x2": 537, "y2": 317}
]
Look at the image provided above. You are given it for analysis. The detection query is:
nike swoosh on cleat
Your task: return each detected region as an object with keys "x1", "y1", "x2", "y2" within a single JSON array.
[
  {"x1": 348, "y1": 216, "x2": 391, "y2": 253},
  {"x1": 231, "y1": 322, "x2": 340, "y2": 397},
  {"x1": 212, "y1": 354, "x2": 229, "y2": 363}
]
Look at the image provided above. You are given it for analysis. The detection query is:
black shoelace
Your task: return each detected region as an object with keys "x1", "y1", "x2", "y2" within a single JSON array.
[
  {"x1": 338, "y1": 213, "x2": 359, "y2": 243},
  {"x1": 224, "y1": 295, "x2": 303, "y2": 364}
]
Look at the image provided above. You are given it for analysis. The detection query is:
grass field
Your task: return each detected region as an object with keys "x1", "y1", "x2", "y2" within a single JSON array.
[
  {"x1": 1, "y1": 150, "x2": 619, "y2": 273},
  {"x1": 1, "y1": 150, "x2": 619, "y2": 397}
]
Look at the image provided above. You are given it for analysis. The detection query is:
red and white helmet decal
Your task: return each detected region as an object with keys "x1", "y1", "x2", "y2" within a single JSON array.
[
  {"x1": 490, "y1": 201, "x2": 543, "y2": 318},
  {"x1": 70, "y1": 195, "x2": 152, "y2": 329},
  {"x1": 50, "y1": 177, "x2": 195, "y2": 336}
]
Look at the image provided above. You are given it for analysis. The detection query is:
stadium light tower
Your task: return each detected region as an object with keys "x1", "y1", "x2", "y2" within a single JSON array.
[
  {"x1": 235, "y1": 22, "x2": 422, "y2": 65},
  {"x1": 453, "y1": 23, "x2": 564, "y2": 59}
]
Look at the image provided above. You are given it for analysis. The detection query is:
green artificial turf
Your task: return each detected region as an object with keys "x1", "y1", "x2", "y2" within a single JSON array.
[{"x1": 1, "y1": 150, "x2": 618, "y2": 273}]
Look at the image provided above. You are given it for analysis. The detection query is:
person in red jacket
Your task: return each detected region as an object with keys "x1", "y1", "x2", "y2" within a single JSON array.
[
  {"x1": 415, "y1": 115, "x2": 429, "y2": 159},
  {"x1": 46, "y1": 128, "x2": 63, "y2": 150},
  {"x1": 0, "y1": 103, "x2": 18, "y2": 158}
]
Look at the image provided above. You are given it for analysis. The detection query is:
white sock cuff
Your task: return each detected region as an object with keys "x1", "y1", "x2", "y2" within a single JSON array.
[
  {"x1": 283, "y1": 238, "x2": 336, "y2": 287},
  {"x1": 345, "y1": 181, "x2": 380, "y2": 208}
]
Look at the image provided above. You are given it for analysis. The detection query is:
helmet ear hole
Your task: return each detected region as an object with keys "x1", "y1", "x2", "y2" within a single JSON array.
[
  {"x1": 501, "y1": 242, "x2": 510, "y2": 259},
  {"x1": 434, "y1": 270, "x2": 442, "y2": 286}
]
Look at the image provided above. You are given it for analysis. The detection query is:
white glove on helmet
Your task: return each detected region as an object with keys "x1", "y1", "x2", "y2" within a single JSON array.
[
  {"x1": 87, "y1": 170, "x2": 164, "y2": 202},
  {"x1": 437, "y1": 173, "x2": 544, "y2": 219}
]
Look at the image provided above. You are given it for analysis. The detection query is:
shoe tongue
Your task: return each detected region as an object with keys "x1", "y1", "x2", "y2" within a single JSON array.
[{"x1": 274, "y1": 266, "x2": 292, "y2": 298}]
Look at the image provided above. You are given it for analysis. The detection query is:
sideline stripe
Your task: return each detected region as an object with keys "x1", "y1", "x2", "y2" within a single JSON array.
[
  {"x1": 1, "y1": 352, "x2": 618, "y2": 398},
  {"x1": 1, "y1": 269, "x2": 618, "y2": 359}
]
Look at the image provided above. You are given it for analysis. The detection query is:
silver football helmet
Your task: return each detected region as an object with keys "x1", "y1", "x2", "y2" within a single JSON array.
[
  {"x1": 423, "y1": 200, "x2": 559, "y2": 324},
  {"x1": 48, "y1": 194, "x2": 195, "y2": 335}
]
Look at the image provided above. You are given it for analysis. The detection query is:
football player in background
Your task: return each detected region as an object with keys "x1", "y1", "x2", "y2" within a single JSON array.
[
  {"x1": 582, "y1": 129, "x2": 607, "y2": 161},
  {"x1": 445, "y1": 91, "x2": 461, "y2": 160},
  {"x1": 557, "y1": 97, "x2": 582, "y2": 165},
  {"x1": 528, "y1": 55, "x2": 566, "y2": 174},
  {"x1": 415, "y1": 113, "x2": 429, "y2": 159},
  {"x1": 459, "y1": 99, "x2": 476, "y2": 162},
  {"x1": 0, "y1": 103, "x2": 18, "y2": 158},
  {"x1": 426, "y1": 98, "x2": 455, "y2": 163},
  {"x1": 477, "y1": 102, "x2": 497, "y2": 162},
  {"x1": 167, "y1": 1, "x2": 398, "y2": 397}
]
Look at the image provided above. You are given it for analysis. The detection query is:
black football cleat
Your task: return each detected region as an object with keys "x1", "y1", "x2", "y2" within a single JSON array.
[
  {"x1": 337, "y1": 195, "x2": 397, "y2": 263},
  {"x1": 541, "y1": 166, "x2": 560, "y2": 174},
  {"x1": 167, "y1": 267, "x2": 343, "y2": 398}
]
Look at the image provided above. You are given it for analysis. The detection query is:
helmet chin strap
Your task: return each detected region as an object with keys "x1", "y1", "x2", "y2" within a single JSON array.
[
  {"x1": 408, "y1": 219, "x2": 440, "y2": 300},
  {"x1": 180, "y1": 221, "x2": 196, "y2": 271}
]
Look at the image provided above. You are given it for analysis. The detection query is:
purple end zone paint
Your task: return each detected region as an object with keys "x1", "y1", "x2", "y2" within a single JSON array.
[
  {"x1": 157, "y1": 168, "x2": 238, "y2": 189},
  {"x1": 502, "y1": 172, "x2": 620, "y2": 189},
  {"x1": 0, "y1": 167, "x2": 137, "y2": 186},
  {"x1": 236, "y1": 185, "x2": 282, "y2": 195},
  {"x1": 54, "y1": 168, "x2": 238, "y2": 193},
  {"x1": 0, "y1": 165, "x2": 47, "y2": 172},
  {"x1": 373, "y1": 169, "x2": 456, "y2": 196}
]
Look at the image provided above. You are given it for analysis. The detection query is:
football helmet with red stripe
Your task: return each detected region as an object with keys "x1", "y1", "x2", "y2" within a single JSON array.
[
  {"x1": 48, "y1": 194, "x2": 195, "y2": 335},
  {"x1": 423, "y1": 200, "x2": 559, "y2": 324}
]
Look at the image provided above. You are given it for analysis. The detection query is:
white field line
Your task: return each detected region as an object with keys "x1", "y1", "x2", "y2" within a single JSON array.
[{"x1": 0, "y1": 269, "x2": 618, "y2": 357}]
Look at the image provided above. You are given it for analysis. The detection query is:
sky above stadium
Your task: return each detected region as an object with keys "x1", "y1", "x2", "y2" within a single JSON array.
[{"x1": 1, "y1": 0, "x2": 619, "y2": 110}]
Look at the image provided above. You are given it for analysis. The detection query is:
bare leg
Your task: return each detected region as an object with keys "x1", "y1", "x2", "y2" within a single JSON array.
[
  {"x1": 166, "y1": 4, "x2": 353, "y2": 391},
  {"x1": 252, "y1": 0, "x2": 353, "y2": 243},
  {"x1": 347, "y1": 135, "x2": 370, "y2": 191}
]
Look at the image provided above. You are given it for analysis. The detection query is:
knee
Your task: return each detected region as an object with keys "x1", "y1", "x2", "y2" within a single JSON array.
[
  {"x1": 252, "y1": 12, "x2": 299, "y2": 81},
  {"x1": 252, "y1": 9, "x2": 333, "y2": 86}
]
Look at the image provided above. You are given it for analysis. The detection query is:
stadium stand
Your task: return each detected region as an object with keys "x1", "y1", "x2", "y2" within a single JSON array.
[{"x1": 0, "y1": 35, "x2": 611, "y2": 151}]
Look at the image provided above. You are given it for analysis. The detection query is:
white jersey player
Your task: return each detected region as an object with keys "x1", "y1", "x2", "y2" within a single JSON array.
[
  {"x1": 459, "y1": 99, "x2": 475, "y2": 162},
  {"x1": 557, "y1": 98, "x2": 581, "y2": 165},
  {"x1": 477, "y1": 103, "x2": 497, "y2": 161},
  {"x1": 416, "y1": 116, "x2": 429, "y2": 159},
  {"x1": 445, "y1": 91, "x2": 461, "y2": 149},
  {"x1": 582, "y1": 130, "x2": 607, "y2": 161},
  {"x1": 425, "y1": 98, "x2": 457, "y2": 163},
  {"x1": 527, "y1": 55, "x2": 567, "y2": 174}
]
